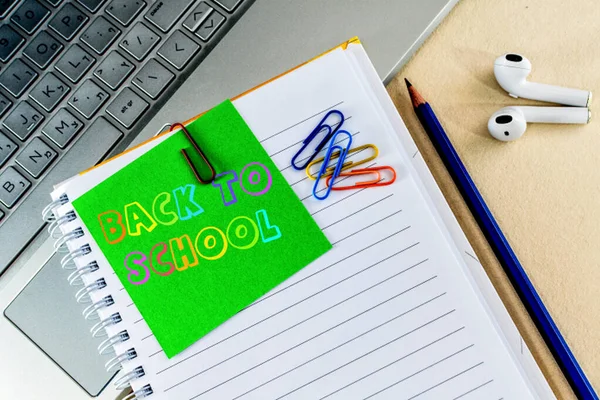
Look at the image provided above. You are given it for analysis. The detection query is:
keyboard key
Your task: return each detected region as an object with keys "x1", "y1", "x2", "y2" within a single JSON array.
[
  {"x1": 77, "y1": 0, "x2": 105, "y2": 12},
  {"x1": 132, "y1": 58, "x2": 173, "y2": 99},
  {"x1": 29, "y1": 72, "x2": 70, "y2": 111},
  {"x1": 94, "y1": 50, "x2": 134, "y2": 89},
  {"x1": 16, "y1": 137, "x2": 57, "y2": 178},
  {"x1": 81, "y1": 16, "x2": 121, "y2": 54},
  {"x1": 144, "y1": 0, "x2": 193, "y2": 33},
  {"x1": 0, "y1": 117, "x2": 122, "y2": 271},
  {"x1": 213, "y1": 0, "x2": 242, "y2": 12},
  {"x1": 119, "y1": 22, "x2": 160, "y2": 61},
  {"x1": 45, "y1": 0, "x2": 63, "y2": 6},
  {"x1": 195, "y1": 10, "x2": 225, "y2": 41},
  {"x1": 55, "y1": 44, "x2": 95, "y2": 83},
  {"x1": 0, "y1": 131, "x2": 18, "y2": 167},
  {"x1": 0, "y1": 0, "x2": 18, "y2": 18},
  {"x1": 182, "y1": 2, "x2": 212, "y2": 32},
  {"x1": 106, "y1": 0, "x2": 146, "y2": 26},
  {"x1": 0, "y1": 25, "x2": 25, "y2": 62},
  {"x1": 0, "y1": 59, "x2": 38, "y2": 97},
  {"x1": 42, "y1": 108, "x2": 83, "y2": 148},
  {"x1": 11, "y1": 0, "x2": 50, "y2": 34},
  {"x1": 106, "y1": 87, "x2": 148, "y2": 128},
  {"x1": 157, "y1": 30, "x2": 198, "y2": 70},
  {"x1": 23, "y1": 31, "x2": 63, "y2": 68},
  {"x1": 0, "y1": 167, "x2": 31, "y2": 208},
  {"x1": 48, "y1": 3, "x2": 89, "y2": 40},
  {"x1": 0, "y1": 93, "x2": 12, "y2": 117},
  {"x1": 69, "y1": 80, "x2": 109, "y2": 119},
  {"x1": 3, "y1": 101, "x2": 44, "y2": 141}
]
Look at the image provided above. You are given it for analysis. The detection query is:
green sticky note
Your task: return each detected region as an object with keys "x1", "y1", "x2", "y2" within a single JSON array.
[{"x1": 72, "y1": 100, "x2": 331, "y2": 357}]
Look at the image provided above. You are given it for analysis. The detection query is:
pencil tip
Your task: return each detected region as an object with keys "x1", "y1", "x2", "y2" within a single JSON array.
[{"x1": 405, "y1": 78, "x2": 426, "y2": 108}]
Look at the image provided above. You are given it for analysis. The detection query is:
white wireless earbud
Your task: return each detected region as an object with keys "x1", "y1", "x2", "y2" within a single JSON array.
[
  {"x1": 488, "y1": 106, "x2": 591, "y2": 142},
  {"x1": 494, "y1": 54, "x2": 592, "y2": 107}
]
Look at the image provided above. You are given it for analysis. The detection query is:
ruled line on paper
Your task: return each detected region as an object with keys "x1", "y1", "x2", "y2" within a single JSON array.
[
  {"x1": 310, "y1": 186, "x2": 372, "y2": 216},
  {"x1": 275, "y1": 309, "x2": 456, "y2": 400},
  {"x1": 158, "y1": 255, "x2": 429, "y2": 375},
  {"x1": 318, "y1": 326, "x2": 466, "y2": 400},
  {"x1": 185, "y1": 284, "x2": 445, "y2": 399},
  {"x1": 363, "y1": 349, "x2": 480, "y2": 400},
  {"x1": 332, "y1": 212, "x2": 405, "y2": 246},
  {"x1": 405, "y1": 362, "x2": 485, "y2": 400},
  {"x1": 267, "y1": 121, "x2": 355, "y2": 159},
  {"x1": 260, "y1": 101, "x2": 344, "y2": 143},
  {"x1": 464, "y1": 251, "x2": 480, "y2": 264},
  {"x1": 252, "y1": 229, "x2": 417, "y2": 306},
  {"x1": 321, "y1": 194, "x2": 394, "y2": 230},
  {"x1": 149, "y1": 348, "x2": 161, "y2": 358},
  {"x1": 451, "y1": 379, "x2": 494, "y2": 399},
  {"x1": 238, "y1": 294, "x2": 452, "y2": 400},
  {"x1": 290, "y1": 175, "x2": 310, "y2": 187}
]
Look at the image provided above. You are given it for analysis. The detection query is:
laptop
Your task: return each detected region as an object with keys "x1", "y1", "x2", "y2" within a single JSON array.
[{"x1": 0, "y1": 0, "x2": 458, "y2": 398}]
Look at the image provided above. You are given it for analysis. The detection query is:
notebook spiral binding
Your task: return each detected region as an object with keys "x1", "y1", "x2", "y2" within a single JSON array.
[{"x1": 45, "y1": 194, "x2": 154, "y2": 399}]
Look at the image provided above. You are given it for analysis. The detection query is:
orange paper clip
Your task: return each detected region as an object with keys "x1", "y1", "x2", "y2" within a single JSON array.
[
  {"x1": 170, "y1": 122, "x2": 216, "y2": 184},
  {"x1": 325, "y1": 166, "x2": 397, "y2": 190}
]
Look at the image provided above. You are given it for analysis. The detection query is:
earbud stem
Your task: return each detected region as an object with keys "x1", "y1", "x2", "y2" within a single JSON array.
[
  {"x1": 519, "y1": 82, "x2": 591, "y2": 107},
  {"x1": 519, "y1": 106, "x2": 590, "y2": 124}
]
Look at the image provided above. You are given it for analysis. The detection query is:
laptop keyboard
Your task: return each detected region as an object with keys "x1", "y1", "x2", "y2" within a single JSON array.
[{"x1": 0, "y1": 0, "x2": 254, "y2": 273}]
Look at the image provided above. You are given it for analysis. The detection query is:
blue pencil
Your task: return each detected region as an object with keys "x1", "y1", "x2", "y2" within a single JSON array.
[{"x1": 406, "y1": 79, "x2": 596, "y2": 399}]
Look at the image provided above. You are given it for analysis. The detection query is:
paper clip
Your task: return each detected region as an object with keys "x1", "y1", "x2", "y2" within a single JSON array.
[
  {"x1": 325, "y1": 166, "x2": 397, "y2": 190},
  {"x1": 305, "y1": 144, "x2": 379, "y2": 180},
  {"x1": 290, "y1": 110, "x2": 345, "y2": 171},
  {"x1": 312, "y1": 130, "x2": 353, "y2": 200},
  {"x1": 170, "y1": 122, "x2": 216, "y2": 184}
]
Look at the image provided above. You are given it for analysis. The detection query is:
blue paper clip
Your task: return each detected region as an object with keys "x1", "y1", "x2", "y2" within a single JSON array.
[
  {"x1": 312, "y1": 130, "x2": 353, "y2": 200},
  {"x1": 290, "y1": 110, "x2": 345, "y2": 170}
]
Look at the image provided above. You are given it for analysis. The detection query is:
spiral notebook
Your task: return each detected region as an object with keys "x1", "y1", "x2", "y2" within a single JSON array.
[{"x1": 46, "y1": 39, "x2": 556, "y2": 400}]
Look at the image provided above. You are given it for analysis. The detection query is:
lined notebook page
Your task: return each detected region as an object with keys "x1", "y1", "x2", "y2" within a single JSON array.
[{"x1": 56, "y1": 45, "x2": 544, "y2": 399}]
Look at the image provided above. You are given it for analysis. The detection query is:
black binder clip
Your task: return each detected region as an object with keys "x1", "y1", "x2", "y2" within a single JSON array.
[
  {"x1": 170, "y1": 122, "x2": 216, "y2": 184},
  {"x1": 290, "y1": 110, "x2": 345, "y2": 170}
]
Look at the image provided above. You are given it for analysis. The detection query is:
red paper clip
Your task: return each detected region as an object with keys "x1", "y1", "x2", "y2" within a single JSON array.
[
  {"x1": 170, "y1": 122, "x2": 216, "y2": 184},
  {"x1": 325, "y1": 166, "x2": 396, "y2": 190}
]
